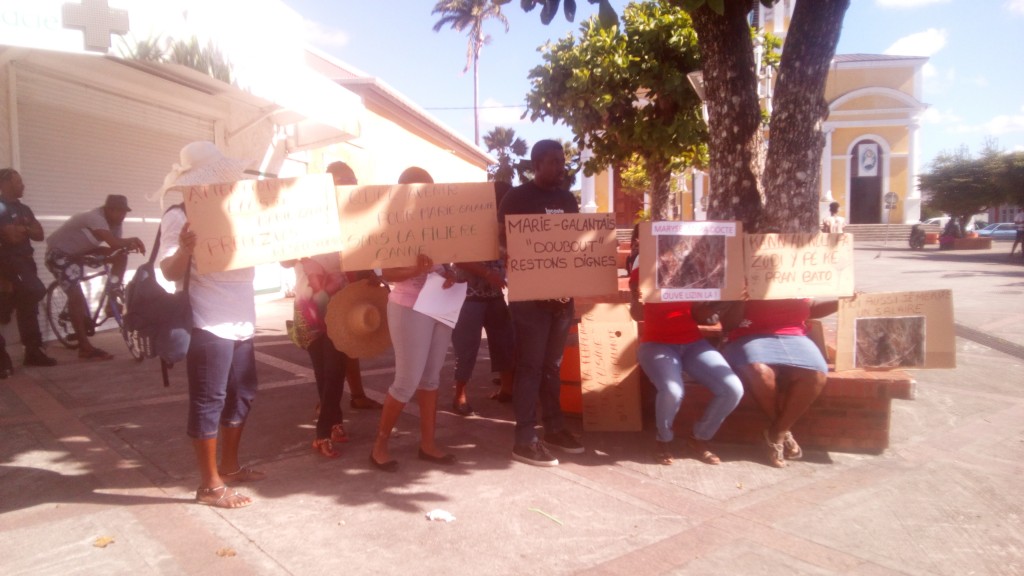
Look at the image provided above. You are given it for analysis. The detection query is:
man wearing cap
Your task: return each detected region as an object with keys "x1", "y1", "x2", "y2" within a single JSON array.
[
  {"x1": 45, "y1": 194, "x2": 145, "y2": 360},
  {"x1": 0, "y1": 168, "x2": 57, "y2": 370}
]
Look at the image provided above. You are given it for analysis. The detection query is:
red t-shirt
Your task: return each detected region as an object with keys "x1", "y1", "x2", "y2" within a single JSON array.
[
  {"x1": 630, "y1": 268, "x2": 703, "y2": 344},
  {"x1": 727, "y1": 299, "x2": 811, "y2": 340}
]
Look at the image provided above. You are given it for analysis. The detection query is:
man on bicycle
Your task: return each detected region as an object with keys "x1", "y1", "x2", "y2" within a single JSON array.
[
  {"x1": 0, "y1": 168, "x2": 57, "y2": 372},
  {"x1": 44, "y1": 194, "x2": 145, "y2": 360}
]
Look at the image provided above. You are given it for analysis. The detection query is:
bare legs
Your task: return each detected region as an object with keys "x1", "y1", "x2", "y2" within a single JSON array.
[
  {"x1": 736, "y1": 362, "x2": 826, "y2": 465},
  {"x1": 192, "y1": 425, "x2": 252, "y2": 508},
  {"x1": 370, "y1": 389, "x2": 450, "y2": 468}
]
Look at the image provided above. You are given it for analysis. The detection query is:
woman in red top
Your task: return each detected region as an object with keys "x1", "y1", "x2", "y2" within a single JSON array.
[
  {"x1": 631, "y1": 268, "x2": 743, "y2": 465},
  {"x1": 721, "y1": 298, "x2": 837, "y2": 468}
]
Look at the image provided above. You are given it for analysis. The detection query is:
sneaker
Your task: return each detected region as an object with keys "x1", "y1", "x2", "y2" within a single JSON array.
[
  {"x1": 23, "y1": 347, "x2": 57, "y2": 367},
  {"x1": 512, "y1": 442, "x2": 558, "y2": 467},
  {"x1": 543, "y1": 429, "x2": 584, "y2": 454}
]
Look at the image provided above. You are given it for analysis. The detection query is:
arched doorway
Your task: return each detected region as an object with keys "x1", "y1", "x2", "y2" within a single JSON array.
[{"x1": 849, "y1": 139, "x2": 884, "y2": 224}]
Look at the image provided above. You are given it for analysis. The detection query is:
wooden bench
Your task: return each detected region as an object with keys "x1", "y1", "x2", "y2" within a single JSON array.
[{"x1": 560, "y1": 300, "x2": 917, "y2": 454}]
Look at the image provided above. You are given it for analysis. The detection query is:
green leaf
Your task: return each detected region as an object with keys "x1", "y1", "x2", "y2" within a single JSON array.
[
  {"x1": 540, "y1": 0, "x2": 559, "y2": 24},
  {"x1": 564, "y1": 0, "x2": 576, "y2": 22}
]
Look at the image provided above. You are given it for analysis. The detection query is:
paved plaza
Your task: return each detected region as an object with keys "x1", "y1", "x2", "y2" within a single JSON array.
[{"x1": 1, "y1": 241, "x2": 1022, "y2": 575}]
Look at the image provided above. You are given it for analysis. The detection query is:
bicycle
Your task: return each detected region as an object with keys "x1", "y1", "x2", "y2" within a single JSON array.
[{"x1": 45, "y1": 246, "x2": 146, "y2": 361}]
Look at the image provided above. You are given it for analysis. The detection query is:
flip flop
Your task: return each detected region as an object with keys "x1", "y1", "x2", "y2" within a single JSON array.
[
  {"x1": 79, "y1": 348, "x2": 114, "y2": 361},
  {"x1": 219, "y1": 465, "x2": 266, "y2": 483}
]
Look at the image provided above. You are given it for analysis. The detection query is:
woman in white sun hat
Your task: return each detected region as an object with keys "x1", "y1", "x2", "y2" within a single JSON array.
[{"x1": 156, "y1": 141, "x2": 265, "y2": 509}]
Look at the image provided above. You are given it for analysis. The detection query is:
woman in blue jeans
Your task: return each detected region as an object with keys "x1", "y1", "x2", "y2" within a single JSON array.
[{"x1": 631, "y1": 269, "x2": 742, "y2": 465}]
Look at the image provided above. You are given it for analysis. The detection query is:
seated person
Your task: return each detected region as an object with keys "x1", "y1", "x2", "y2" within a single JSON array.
[
  {"x1": 720, "y1": 298, "x2": 837, "y2": 468},
  {"x1": 630, "y1": 266, "x2": 743, "y2": 465},
  {"x1": 44, "y1": 195, "x2": 145, "y2": 360}
]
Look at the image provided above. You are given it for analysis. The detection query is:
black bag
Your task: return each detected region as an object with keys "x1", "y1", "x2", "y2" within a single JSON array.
[{"x1": 123, "y1": 205, "x2": 192, "y2": 386}]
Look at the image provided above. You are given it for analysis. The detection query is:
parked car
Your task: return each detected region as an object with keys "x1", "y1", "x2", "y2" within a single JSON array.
[{"x1": 976, "y1": 223, "x2": 1017, "y2": 240}]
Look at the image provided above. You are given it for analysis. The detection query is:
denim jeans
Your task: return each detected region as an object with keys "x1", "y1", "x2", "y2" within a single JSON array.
[
  {"x1": 186, "y1": 328, "x2": 258, "y2": 439},
  {"x1": 637, "y1": 339, "x2": 743, "y2": 443},
  {"x1": 452, "y1": 296, "x2": 514, "y2": 382},
  {"x1": 508, "y1": 300, "x2": 574, "y2": 446}
]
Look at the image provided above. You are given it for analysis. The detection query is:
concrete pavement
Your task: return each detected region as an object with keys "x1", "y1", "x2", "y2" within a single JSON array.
[{"x1": 1, "y1": 240, "x2": 1022, "y2": 575}]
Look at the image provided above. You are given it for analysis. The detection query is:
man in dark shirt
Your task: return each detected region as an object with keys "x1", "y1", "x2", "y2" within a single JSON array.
[
  {"x1": 0, "y1": 168, "x2": 57, "y2": 372},
  {"x1": 497, "y1": 140, "x2": 584, "y2": 466}
]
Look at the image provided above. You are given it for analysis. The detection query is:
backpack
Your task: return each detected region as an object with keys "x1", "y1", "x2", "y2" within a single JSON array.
[{"x1": 123, "y1": 204, "x2": 192, "y2": 387}]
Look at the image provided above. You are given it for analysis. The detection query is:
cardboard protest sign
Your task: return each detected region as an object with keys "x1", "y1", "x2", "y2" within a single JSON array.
[
  {"x1": 744, "y1": 233, "x2": 855, "y2": 299},
  {"x1": 184, "y1": 175, "x2": 344, "y2": 274},
  {"x1": 578, "y1": 304, "x2": 642, "y2": 432},
  {"x1": 638, "y1": 221, "x2": 744, "y2": 302},
  {"x1": 835, "y1": 289, "x2": 955, "y2": 371},
  {"x1": 505, "y1": 213, "x2": 618, "y2": 302},
  {"x1": 337, "y1": 182, "x2": 498, "y2": 270}
]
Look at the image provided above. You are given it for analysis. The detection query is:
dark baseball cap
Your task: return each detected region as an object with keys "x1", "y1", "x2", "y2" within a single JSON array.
[{"x1": 104, "y1": 194, "x2": 132, "y2": 212}]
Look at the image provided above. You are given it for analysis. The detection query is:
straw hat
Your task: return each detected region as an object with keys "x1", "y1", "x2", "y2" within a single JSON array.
[
  {"x1": 151, "y1": 141, "x2": 252, "y2": 201},
  {"x1": 325, "y1": 279, "x2": 391, "y2": 358}
]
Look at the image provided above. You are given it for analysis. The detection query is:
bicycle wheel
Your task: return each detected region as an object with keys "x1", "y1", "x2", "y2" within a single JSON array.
[
  {"x1": 109, "y1": 291, "x2": 146, "y2": 362},
  {"x1": 45, "y1": 282, "x2": 79, "y2": 349}
]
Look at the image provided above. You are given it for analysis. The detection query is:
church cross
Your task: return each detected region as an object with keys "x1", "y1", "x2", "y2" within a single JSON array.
[{"x1": 62, "y1": 0, "x2": 130, "y2": 53}]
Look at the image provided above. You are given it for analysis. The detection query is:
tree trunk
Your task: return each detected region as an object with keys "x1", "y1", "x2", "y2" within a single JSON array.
[
  {"x1": 648, "y1": 160, "x2": 673, "y2": 221},
  {"x1": 690, "y1": 0, "x2": 765, "y2": 230},
  {"x1": 472, "y1": 49, "x2": 480, "y2": 146},
  {"x1": 762, "y1": 0, "x2": 850, "y2": 233}
]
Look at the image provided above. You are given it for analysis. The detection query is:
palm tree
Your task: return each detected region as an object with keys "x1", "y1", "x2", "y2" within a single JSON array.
[
  {"x1": 432, "y1": 0, "x2": 509, "y2": 146},
  {"x1": 483, "y1": 126, "x2": 528, "y2": 184}
]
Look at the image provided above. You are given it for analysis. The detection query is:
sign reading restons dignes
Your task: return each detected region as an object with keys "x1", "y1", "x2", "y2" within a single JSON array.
[
  {"x1": 744, "y1": 233, "x2": 855, "y2": 299},
  {"x1": 638, "y1": 221, "x2": 745, "y2": 303},
  {"x1": 184, "y1": 174, "x2": 344, "y2": 274},
  {"x1": 836, "y1": 289, "x2": 955, "y2": 371},
  {"x1": 504, "y1": 213, "x2": 619, "y2": 302},
  {"x1": 337, "y1": 182, "x2": 499, "y2": 270}
]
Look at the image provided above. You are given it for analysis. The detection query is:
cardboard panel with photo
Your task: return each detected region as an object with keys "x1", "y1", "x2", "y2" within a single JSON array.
[
  {"x1": 578, "y1": 304, "x2": 642, "y2": 432},
  {"x1": 337, "y1": 182, "x2": 499, "y2": 270},
  {"x1": 835, "y1": 289, "x2": 955, "y2": 371},
  {"x1": 638, "y1": 221, "x2": 744, "y2": 302},
  {"x1": 505, "y1": 213, "x2": 618, "y2": 302},
  {"x1": 184, "y1": 174, "x2": 344, "y2": 274},
  {"x1": 744, "y1": 233, "x2": 855, "y2": 299}
]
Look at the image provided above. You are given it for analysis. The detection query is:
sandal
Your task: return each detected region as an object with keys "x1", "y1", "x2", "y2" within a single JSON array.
[
  {"x1": 762, "y1": 429, "x2": 786, "y2": 468},
  {"x1": 782, "y1": 431, "x2": 803, "y2": 460},
  {"x1": 350, "y1": 395, "x2": 383, "y2": 410},
  {"x1": 489, "y1": 390, "x2": 513, "y2": 403},
  {"x1": 195, "y1": 485, "x2": 252, "y2": 509},
  {"x1": 686, "y1": 436, "x2": 721, "y2": 465},
  {"x1": 654, "y1": 441, "x2": 673, "y2": 466},
  {"x1": 312, "y1": 438, "x2": 340, "y2": 459},
  {"x1": 79, "y1": 347, "x2": 113, "y2": 361},
  {"x1": 219, "y1": 465, "x2": 266, "y2": 483},
  {"x1": 330, "y1": 423, "x2": 349, "y2": 443}
]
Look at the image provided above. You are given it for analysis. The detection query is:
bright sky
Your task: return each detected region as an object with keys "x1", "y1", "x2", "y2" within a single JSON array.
[{"x1": 283, "y1": 0, "x2": 1024, "y2": 169}]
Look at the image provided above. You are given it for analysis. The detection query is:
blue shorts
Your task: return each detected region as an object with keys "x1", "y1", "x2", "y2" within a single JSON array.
[{"x1": 722, "y1": 334, "x2": 828, "y2": 374}]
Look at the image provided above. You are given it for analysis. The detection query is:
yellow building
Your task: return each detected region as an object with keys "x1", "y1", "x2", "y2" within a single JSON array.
[{"x1": 822, "y1": 54, "x2": 928, "y2": 224}]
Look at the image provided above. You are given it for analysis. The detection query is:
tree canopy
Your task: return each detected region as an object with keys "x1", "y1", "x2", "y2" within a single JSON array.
[
  {"x1": 482, "y1": 126, "x2": 529, "y2": 184},
  {"x1": 919, "y1": 144, "x2": 1024, "y2": 225},
  {"x1": 520, "y1": 0, "x2": 851, "y2": 232},
  {"x1": 524, "y1": 1, "x2": 706, "y2": 219}
]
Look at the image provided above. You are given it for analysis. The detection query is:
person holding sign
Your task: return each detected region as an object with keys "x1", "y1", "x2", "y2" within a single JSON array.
[
  {"x1": 324, "y1": 161, "x2": 384, "y2": 412},
  {"x1": 721, "y1": 299, "x2": 837, "y2": 468},
  {"x1": 157, "y1": 141, "x2": 263, "y2": 509},
  {"x1": 369, "y1": 167, "x2": 464, "y2": 472},
  {"x1": 498, "y1": 140, "x2": 584, "y2": 467},
  {"x1": 630, "y1": 261, "x2": 743, "y2": 466}
]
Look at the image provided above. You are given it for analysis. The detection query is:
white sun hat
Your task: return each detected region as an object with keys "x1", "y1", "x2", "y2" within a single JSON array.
[{"x1": 151, "y1": 141, "x2": 252, "y2": 202}]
